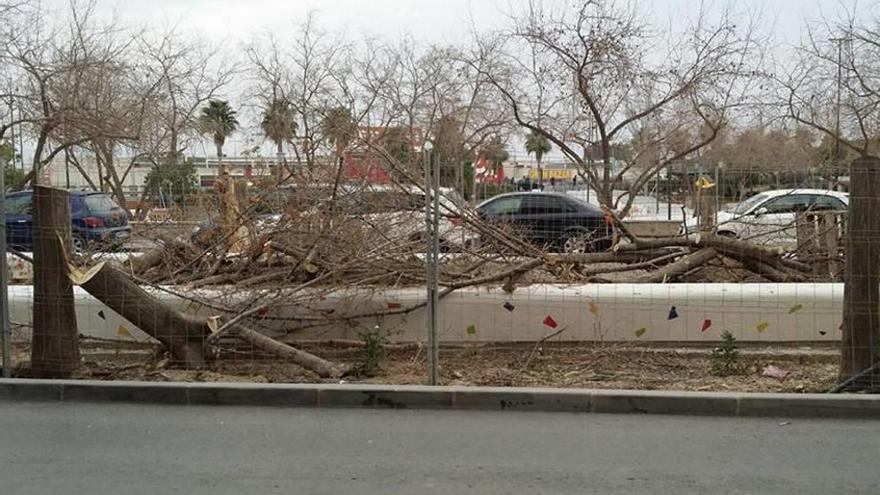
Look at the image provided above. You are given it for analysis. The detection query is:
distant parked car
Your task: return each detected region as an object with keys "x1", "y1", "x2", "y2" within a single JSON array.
[
  {"x1": 475, "y1": 191, "x2": 611, "y2": 253},
  {"x1": 684, "y1": 189, "x2": 848, "y2": 249},
  {"x1": 4, "y1": 190, "x2": 131, "y2": 253}
]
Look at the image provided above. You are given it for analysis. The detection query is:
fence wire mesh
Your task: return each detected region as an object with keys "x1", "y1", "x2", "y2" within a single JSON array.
[{"x1": 1, "y1": 156, "x2": 878, "y2": 392}]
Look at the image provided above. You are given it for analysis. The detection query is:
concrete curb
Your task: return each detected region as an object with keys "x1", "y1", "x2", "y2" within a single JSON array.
[{"x1": 1, "y1": 379, "x2": 878, "y2": 418}]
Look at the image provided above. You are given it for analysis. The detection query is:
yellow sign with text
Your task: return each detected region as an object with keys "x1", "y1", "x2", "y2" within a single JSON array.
[
  {"x1": 528, "y1": 168, "x2": 573, "y2": 180},
  {"x1": 694, "y1": 176, "x2": 716, "y2": 189}
]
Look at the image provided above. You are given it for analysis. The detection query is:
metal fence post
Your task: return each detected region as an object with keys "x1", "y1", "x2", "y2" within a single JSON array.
[
  {"x1": 1, "y1": 157, "x2": 11, "y2": 377},
  {"x1": 431, "y1": 151, "x2": 441, "y2": 384},
  {"x1": 424, "y1": 146, "x2": 439, "y2": 385}
]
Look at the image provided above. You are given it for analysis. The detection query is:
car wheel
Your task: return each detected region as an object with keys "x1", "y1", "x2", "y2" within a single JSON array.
[
  {"x1": 71, "y1": 234, "x2": 86, "y2": 254},
  {"x1": 562, "y1": 229, "x2": 598, "y2": 254}
]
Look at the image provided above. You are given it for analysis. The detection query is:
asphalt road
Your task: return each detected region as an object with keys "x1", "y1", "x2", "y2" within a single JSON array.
[{"x1": 0, "y1": 401, "x2": 877, "y2": 495}]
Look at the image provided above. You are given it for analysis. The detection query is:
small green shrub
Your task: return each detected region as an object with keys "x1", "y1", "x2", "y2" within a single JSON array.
[
  {"x1": 357, "y1": 325, "x2": 387, "y2": 377},
  {"x1": 711, "y1": 331, "x2": 742, "y2": 376}
]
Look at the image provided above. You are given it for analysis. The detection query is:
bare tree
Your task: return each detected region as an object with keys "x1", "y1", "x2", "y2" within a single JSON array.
[
  {"x1": 61, "y1": 15, "x2": 161, "y2": 210},
  {"x1": 699, "y1": 125, "x2": 827, "y2": 198},
  {"x1": 247, "y1": 14, "x2": 348, "y2": 174},
  {"x1": 0, "y1": 0, "x2": 150, "y2": 189},
  {"x1": 783, "y1": 12, "x2": 879, "y2": 158},
  {"x1": 469, "y1": 0, "x2": 761, "y2": 216},
  {"x1": 121, "y1": 27, "x2": 236, "y2": 216},
  {"x1": 361, "y1": 38, "x2": 510, "y2": 196}
]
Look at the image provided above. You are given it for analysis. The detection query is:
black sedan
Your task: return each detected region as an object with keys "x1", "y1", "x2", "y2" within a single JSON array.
[{"x1": 475, "y1": 192, "x2": 611, "y2": 252}]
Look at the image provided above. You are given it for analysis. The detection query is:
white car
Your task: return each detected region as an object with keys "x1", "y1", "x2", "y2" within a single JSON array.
[{"x1": 685, "y1": 189, "x2": 848, "y2": 248}]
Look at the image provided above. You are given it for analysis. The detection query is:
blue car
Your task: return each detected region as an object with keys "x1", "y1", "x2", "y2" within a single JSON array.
[{"x1": 4, "y1": 190, "x2": 131, "y2": 252}]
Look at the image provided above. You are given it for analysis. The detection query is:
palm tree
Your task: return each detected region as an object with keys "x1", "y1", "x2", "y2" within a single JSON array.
[
  {"x1": 524, "y1": 131, "x2": 552, "y2": 186},
  {"x1": 321, "y1": 106, "x2": 357, "y2": 164},
  {"x1": 261, "y1": 98, "x2": 298, "y2": 164},
  {"x1": 199, "y1": 99, "x2": 239, "y2": 160}
]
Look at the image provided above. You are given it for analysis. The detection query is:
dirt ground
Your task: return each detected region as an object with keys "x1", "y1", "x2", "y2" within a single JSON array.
[{"x1": 10, "y1": 341, "x2": 839, "y2": 393}]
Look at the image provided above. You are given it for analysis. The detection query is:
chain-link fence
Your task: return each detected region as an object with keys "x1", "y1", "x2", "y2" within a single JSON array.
[{"x1": 1, "y1": 157, "x2": 877, "y2": 392}]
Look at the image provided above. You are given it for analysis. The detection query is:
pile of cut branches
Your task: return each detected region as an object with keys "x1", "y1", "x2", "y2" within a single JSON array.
[
  {"x1": 125, "y1": 182, "x2": 821, "y2": 291},
  {"x1": 67, "y1": 174, "x2": 823, "y2": 377}
]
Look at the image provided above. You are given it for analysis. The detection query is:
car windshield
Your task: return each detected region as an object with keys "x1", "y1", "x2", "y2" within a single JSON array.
[
  {"x1": 83, "y1": 194, "x2": 119, "y2": 213},
  {"x1": 733, "y1": 193, "x2": 768, "y2": 214},
  {"x1": 3, "y1": 194, "x2": 31, "y2": 215}
]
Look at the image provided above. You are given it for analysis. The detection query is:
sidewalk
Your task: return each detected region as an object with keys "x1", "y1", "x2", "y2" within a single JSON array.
[{"x1": 1, "y1": 379, "x2": 877, "y2": 418}]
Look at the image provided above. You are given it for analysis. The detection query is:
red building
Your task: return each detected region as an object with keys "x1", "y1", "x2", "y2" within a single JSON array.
[
  {"x1": 342, "y1": 126, "x2": 423, "y2": 184},
  {"x1": 473, "y1": 155, "x2": 505, "y2": 185}
]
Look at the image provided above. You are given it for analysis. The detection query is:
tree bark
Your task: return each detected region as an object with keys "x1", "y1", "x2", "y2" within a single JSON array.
[
  {"x1": 98, "y1": 140, "x2": 130, "y2": 211},
  {"x1": 66, "y1": 149, "x2": 100, "y2": 191},
  {"x1": 31, "y1": 186, "x2": 80, "y2": 377},
  {"x1": 71, "y1": 262, "x2": 347, "y2": 377},
  {"x1": 95, "y1": 150, "x2": 105, "y2": 192},
  {"x1": 536, "y1": 155, "x2": 543, "y2": 187},
  {"x1": 839, "y1": 156, "x2": 880, "y2": 388},
  {"x1": 235, "y1": 326, "x2": 348, "y2": 379},
  {"x1": 123, "y1": 242, "x2": 170, "y2": 275},
  {"x1": 634, "y1": 248, "x2": 717, "y2": 283},
  {"x1": 72, "y1": 262, "x2": 210, "y2": 367},
  {"x1": 619, "y1": 234, "x2": 793, "y2": 272}
]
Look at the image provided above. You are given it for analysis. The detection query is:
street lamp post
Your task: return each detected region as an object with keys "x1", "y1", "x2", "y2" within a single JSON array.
[{"x1": 831, "y1": 37, "x2": 845, "y2": 163}]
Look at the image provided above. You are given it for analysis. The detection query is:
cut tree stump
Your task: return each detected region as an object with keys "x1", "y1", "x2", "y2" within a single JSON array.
[
  {"x1": 31, "y1": 186, "x2": 80, "y2": 378},
  {"x1": 839, "y1": 156, "x2": 880, "y2": 389},
  {"x1": 216, "y1": 170, "x2": 252, "y2": 254},
  {"x1": 819, "y1": 212, "x2": 843, "y2": 278}
]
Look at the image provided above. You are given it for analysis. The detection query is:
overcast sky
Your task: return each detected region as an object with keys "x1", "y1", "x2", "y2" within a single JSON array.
[
  {"x1": 35, "y1": 0, "x2": 867, "y2": 159},
  {"x1": 89, "y1": 0, "x2": 841, "y2": 45}
]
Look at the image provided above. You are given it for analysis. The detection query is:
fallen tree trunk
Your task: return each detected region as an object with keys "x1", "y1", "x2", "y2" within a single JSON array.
[
  {"x1": 71, "y1": 262, "x2": 210, "y2": 367},
  {"x1": 122, "y1": 236, "x2": 190, "y2": 275},
  {"x1": 70, "y1": 261, "x2": 348, "y2": 377},
  {"x1": 604, "y1": 208, "x2": 799, "y2": 270},
  {"x1": 615, "y1": 234, "x2": 806, "y2": 275},
  {"x1": 741, "y1": 259, "x2": 805, "y2": 283},
  {"x1": 633, "y1": 248, "x2": 718, "y2": 283},
  {"x1": 581, "y1": 250, "x2": 686, "y2": 278},
  {"x1": 186, "y1": 272, "x2": 238, "y2": 289},
  {"x1": 235, "y1": 326, "x2": 348, "y2": 378}
]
